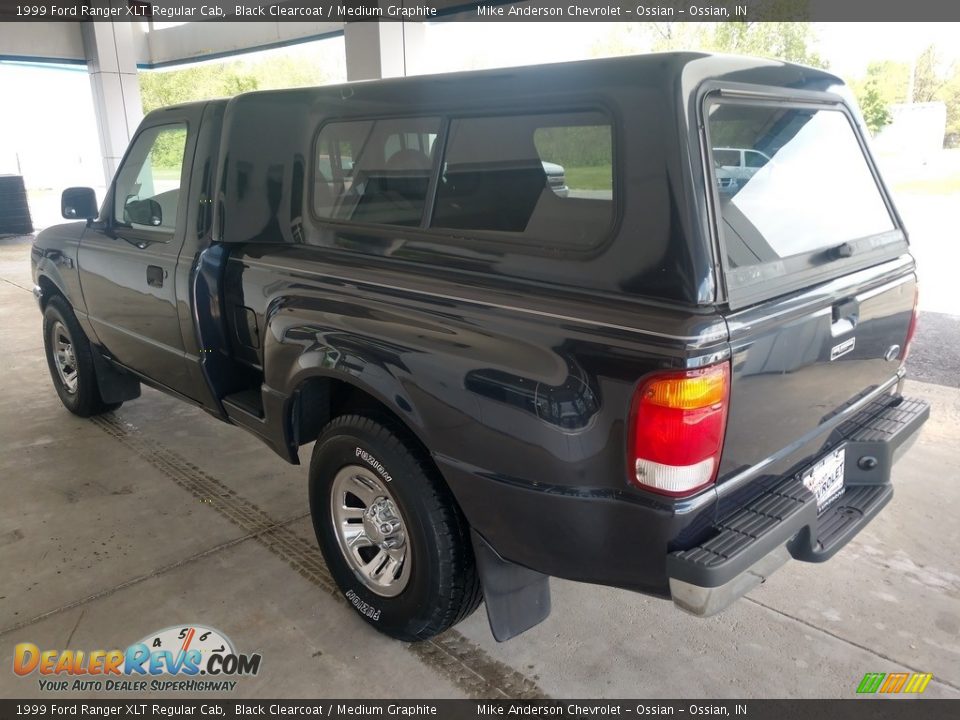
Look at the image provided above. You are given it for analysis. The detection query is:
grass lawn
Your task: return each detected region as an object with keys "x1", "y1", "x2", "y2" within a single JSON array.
[
  {"x1": 893, "y1": 176, "x2": 960, "y2": 196},
  {"x1": 565, "y1": 165, "x2": 612, "y2": 191},
  {"x1": 153, "y1": 167, "x2": 182, "y2": 181}
]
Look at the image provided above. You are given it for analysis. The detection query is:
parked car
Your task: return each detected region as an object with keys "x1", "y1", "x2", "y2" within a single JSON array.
[
  {"x1": 713, "y1": 146, "x2": 773, "y2": 182},
  {"x1": 33, "y1": 53, "x2": 927, "y2": 643},
  {"x1": 713, "y1": 161, "x2": 739, "y2": 196},
  {"x1": 541, "y1": 161, "x2": 570, "y2": 197}
]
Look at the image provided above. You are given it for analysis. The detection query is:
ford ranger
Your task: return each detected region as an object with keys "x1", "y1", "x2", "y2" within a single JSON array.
[{"x1": 32, "y1": 53, "x2": 929, "y2": 642}]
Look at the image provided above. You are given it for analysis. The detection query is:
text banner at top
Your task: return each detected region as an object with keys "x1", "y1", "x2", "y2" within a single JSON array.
[
  {"x1": 2, "y1": 0, "x2": 960, "y2": 23},
  {"x1": 0, "y1": 701, "x2": 957, "y2": 720}
]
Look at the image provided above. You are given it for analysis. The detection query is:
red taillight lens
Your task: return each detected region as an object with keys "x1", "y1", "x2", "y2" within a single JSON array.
[
  {"x1": 901, "y1": 285, "x2": 919, "y2": 362},
  {"x1": 628, "y1": 363, "x2": 730, "y2": 496}
]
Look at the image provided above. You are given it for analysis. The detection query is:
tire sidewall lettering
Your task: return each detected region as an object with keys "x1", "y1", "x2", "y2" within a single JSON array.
[
  {"x1": 311, "y1": 431, "x2": 438, "y2": 637},
  {"x1": 354, "y1": 446, "x2": 393, "y2": 483},
  {"x1": 345, "y1": 589, "x2": 381, "y2": 621}
]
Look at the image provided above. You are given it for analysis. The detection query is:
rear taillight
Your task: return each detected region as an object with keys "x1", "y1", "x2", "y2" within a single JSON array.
[
  {"x1": 901, "y1": 285, "x2": 919, "y2": 362},
  {"x1": 627, "y1": 363, "x2": 730, "y2": 497}
]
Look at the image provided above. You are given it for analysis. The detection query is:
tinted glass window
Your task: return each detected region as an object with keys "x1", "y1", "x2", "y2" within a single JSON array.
[
  {"x1": 114, "y1": 124, "x2": 187, "y2": 231},
  {"x1": 708, "y1": 104, "x2": 894, "y2": 270},
  {"x1": 314, "y1": 117, "x2": 441, "y2": 227},
  {"x1": 744, "y1": 150, "x2": 769, "y2": 169},
  {"x1": 713, "y1": 149, "x2": 740, "y2": 167},
  {"x1": 432, "y1": 112, "x2": 613, "y2": 247}
]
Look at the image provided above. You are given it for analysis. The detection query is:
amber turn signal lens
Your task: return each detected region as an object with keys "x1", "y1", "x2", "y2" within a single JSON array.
[{"x1": 642, "y1": 364, "x2": 729, "y2": 410}]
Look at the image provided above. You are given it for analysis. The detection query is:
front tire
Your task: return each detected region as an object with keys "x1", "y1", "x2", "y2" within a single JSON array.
[
  {"x1": 43, "y1": 296, "x2": 121, "y2": 417},
  {"x1": 309, "y1": 414, "x2": 481, "y2": 641}
]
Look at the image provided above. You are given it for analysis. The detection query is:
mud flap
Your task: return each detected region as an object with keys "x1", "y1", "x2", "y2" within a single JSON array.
[
  {"x1": 470, "y1": 529, "x2": 551, "y2": 642},
  {"x1": 90, "y1": 350, "x2": 141, "y2": 404}
]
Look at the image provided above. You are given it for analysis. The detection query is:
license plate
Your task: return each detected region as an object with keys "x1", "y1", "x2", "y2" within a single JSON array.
[{"x1": 801, "y1": 446, "x2": 846, "y2": 511}]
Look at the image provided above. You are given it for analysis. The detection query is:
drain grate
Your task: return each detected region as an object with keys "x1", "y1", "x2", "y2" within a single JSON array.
[{"x1": 90, "y1": 413, "x2": 547, "y2": 699}]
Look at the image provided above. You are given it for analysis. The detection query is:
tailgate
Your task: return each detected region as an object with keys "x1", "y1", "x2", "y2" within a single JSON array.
[
  {"x1": 703, "y1": 93, "x2": 918, "y2": 488},
  {"x1": 718, "y1": 256, "x2": 916, "y2": 484}
]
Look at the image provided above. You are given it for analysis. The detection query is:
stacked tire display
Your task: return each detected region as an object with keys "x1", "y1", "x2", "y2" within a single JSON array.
[{"x1": 0, "y1": 175, "x2": 33, "y2": 235}]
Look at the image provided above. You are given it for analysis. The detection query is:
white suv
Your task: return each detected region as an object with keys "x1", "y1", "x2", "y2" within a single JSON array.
[{"x1": 713, "y1": 147, "x2": 772, "y2": 182}]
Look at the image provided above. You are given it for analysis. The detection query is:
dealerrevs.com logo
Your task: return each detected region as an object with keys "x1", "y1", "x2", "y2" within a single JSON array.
[{"x1": 13, "y1": 625, "x2": 261, "y2": 692}]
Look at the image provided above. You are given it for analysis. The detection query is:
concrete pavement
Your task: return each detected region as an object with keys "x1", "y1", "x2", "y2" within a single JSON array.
[{"x1": 1, "y1": 232, "x2": 958, "y2": 700}]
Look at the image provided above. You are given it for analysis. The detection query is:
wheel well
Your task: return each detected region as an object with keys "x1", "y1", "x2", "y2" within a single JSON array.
[
  {"x1": 294, "y1": 376, "x2": 427, "y2": 452},
  {"x1": 37, "y1": 275, "x2": 62, "y2": 309},
  {"x1": 291, "y1": 376, "x2": 468, "y2": 537}
]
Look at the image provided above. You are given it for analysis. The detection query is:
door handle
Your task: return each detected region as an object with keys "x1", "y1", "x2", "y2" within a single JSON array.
[{"x1": 147, "y1": 265, "x2": 165, "y2": 288}]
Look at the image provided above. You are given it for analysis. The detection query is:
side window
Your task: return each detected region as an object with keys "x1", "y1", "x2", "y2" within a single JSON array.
[
  {"x1": 113, "y1": 124, "x2": 187, "y2": 231},
  {"x1": 431, "y1": 112, "x2": 613, "y2": 247},
  {"x1": 745, "y1": 150, "x2": 769, "y2": 169},
  {"x1": 533, "y1": 123, "x2": 612, "y2": 199},
  {"x1": 314, "y1": 117, "x2": 441, "y2": 227},
  {"x1": 713, "y1": 148, "x2": 740, "y2": 167}
]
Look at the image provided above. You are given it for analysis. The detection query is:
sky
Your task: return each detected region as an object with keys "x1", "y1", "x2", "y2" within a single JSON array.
[{"x1": 816, "y1": 23, "x2": 960, "y2": 78}]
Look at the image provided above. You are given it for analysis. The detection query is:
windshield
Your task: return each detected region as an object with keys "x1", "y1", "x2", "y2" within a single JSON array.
[{"x1": 707, "y1": 102, "x2": 897, "y2": 285}]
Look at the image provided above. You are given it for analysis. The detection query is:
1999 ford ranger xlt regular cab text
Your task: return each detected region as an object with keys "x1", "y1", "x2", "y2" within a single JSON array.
[{"x1": 32, "y1": 53, "x2": 929, "y2": 642}]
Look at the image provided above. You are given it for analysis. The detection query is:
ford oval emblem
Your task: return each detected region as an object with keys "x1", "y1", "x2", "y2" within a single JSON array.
[{"x1": 885, "y1": 344, "x2": 901, "y2": 362}]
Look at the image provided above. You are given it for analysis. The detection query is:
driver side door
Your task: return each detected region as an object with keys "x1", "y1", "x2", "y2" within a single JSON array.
[{"x1": 78, "y1": 111, "x2": 198, "y2": 396}]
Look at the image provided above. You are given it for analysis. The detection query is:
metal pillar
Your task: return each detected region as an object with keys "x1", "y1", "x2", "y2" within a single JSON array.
[{"x1": 81, "y1": 19, "x2": 143, "y2": 184}]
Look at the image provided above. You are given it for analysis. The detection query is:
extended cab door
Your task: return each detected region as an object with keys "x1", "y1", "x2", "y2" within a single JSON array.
[{"x1": 78, "y1": 107, "x2": 200, "y2": 395}]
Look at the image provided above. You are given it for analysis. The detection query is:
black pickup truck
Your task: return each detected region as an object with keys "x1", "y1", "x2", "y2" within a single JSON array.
[{"x1": 32, "y1": 53, "x2": 928, "y2": 642}]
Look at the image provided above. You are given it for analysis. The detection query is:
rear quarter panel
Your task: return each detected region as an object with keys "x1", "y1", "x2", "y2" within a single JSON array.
[
  {"x1": 235, "y1": 245, "x2": 725, "y2": 488},
  {"x1": 228, "y1": 244, "x2": 729, "y2": 589}
]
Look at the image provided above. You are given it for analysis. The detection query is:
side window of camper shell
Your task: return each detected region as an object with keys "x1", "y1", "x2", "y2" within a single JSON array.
[
  {"x1": 431, "y1": 111, "x2": 613, "y2": 248},
  {"x1": 313, "y1": 117, "x2": 441, "y2": 227},
  {"x1": 311, "y1": 109, "x2": 615, "y2": 249}
]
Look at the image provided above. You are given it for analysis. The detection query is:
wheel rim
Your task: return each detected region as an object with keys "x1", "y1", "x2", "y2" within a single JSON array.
[
  {"x1": 330, "y1": 464, "x2": 411, "y2": 597},
  {"x1": 50, "y1": 320, "x2": 79, "y2": 394}
]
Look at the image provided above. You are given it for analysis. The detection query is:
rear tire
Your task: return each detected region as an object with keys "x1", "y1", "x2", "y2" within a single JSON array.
[
  {"x1": 43, "y1": 295, "x2": 122, "y2": 417},
  {"x1": 309, "y1": 414, "x2": 482, "y2": 641}
]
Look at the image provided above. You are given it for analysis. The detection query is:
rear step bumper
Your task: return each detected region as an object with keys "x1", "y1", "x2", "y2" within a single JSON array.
[{"x1": 667, "y1": 395, "x2": 929, "y2": 617}]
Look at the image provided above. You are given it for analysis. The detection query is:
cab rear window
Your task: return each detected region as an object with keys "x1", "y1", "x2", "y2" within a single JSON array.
[{"x1": 707, "y1": 101, "x2": 903, "y2": 304}]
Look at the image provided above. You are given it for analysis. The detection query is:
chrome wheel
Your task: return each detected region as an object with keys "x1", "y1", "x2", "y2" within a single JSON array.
[
  {"x1": 330, "y1": 464, "x2": 411, "y2": 597},
  {"x1": 50, "y1": 320, "x2": 79, "y2": 394}
]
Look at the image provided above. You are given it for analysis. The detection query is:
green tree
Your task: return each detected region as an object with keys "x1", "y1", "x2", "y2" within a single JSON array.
[
  {"x1": 598, "y1": 19, "x2": 827, "y2": 70},
  {"x1": 852, "y1": 45, "x2": 960, "y2": 147},
  {"x1": 939, "y1": 72, "x2": 960, "y2": 146},
  {"x1": 904, "y1": 46, "x2": 960, "y2": 146},
  {"x1": 855, "y1": 82, "x2": 893, "y2": 136},
  {"x1": 139, "y1": 63, "x2": 259, "y2": 113},
  {"x1": 138, "y1": 51, "x2": 340, "y2": 116},
  {"x1": 139, "y1": 65, "x2": 259, "y2": 170},
  {"x1": 707, "y1": 22, "x2": 826, "y2": 68},
  {"x1": 912, "y1": 45, "x2": 948, "y2": 103},
  {"x1": 855, "y1": 60, "x2": 910, "y2": 106},
  {"x1": 643, "y1": 23, "x2": 712, "y2": 54}
]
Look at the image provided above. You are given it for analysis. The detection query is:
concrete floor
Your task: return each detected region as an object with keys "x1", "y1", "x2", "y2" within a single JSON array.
[{"x1": 1, "y1": 232, "x2": 958, "y2": 700}]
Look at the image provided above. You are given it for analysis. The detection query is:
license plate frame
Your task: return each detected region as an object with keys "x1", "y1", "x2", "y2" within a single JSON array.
[{"x1": 801, "y1": 446, "x2": 846, "y2": 512}]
